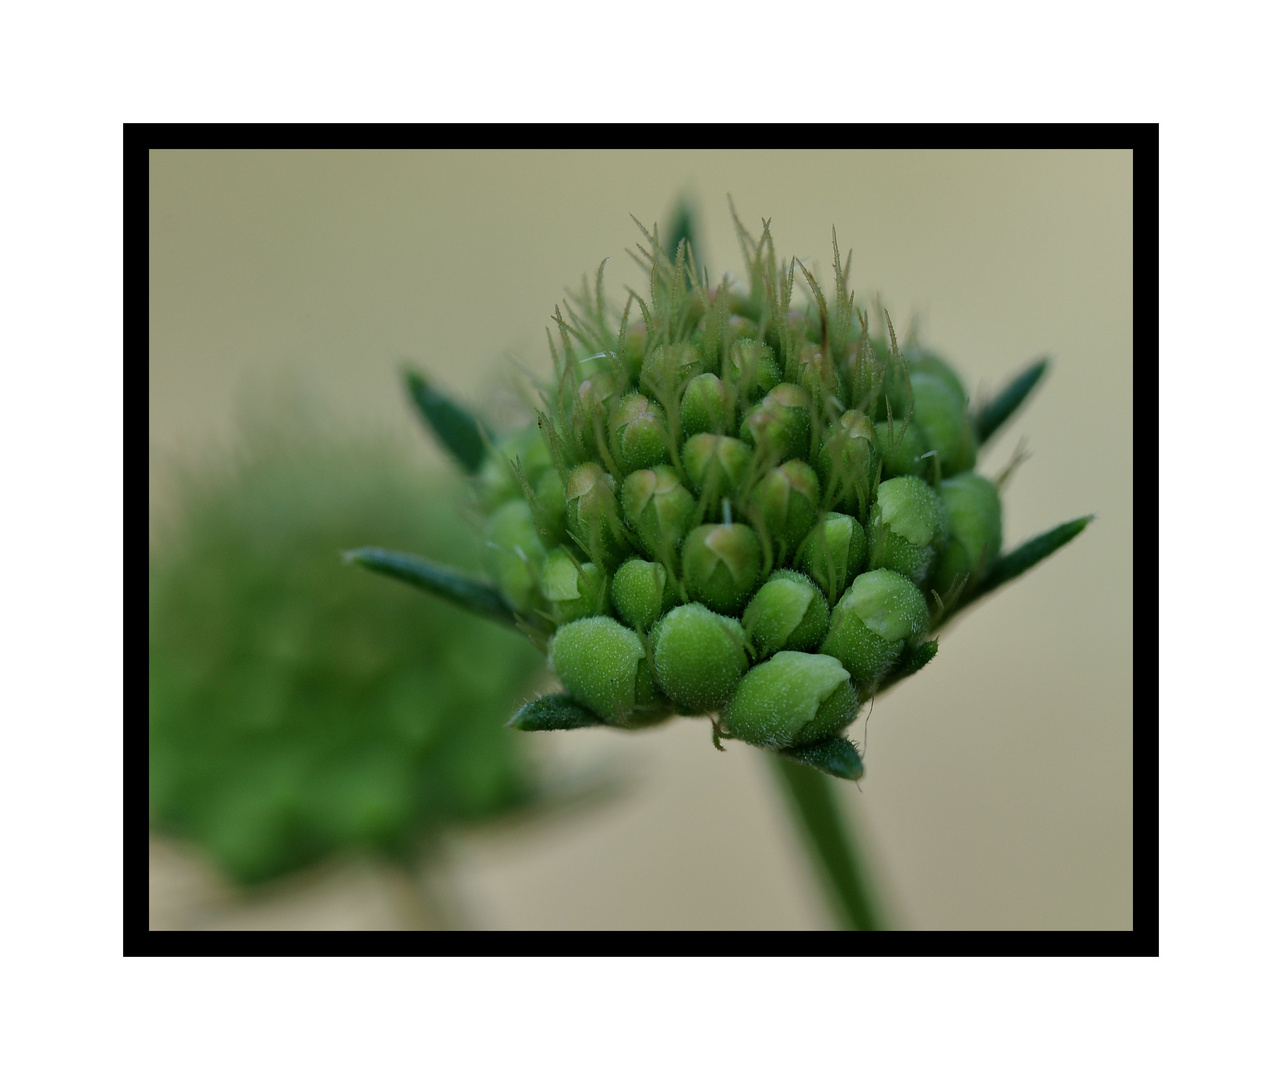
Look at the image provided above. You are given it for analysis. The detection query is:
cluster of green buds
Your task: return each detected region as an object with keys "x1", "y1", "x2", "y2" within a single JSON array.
[{"x1": 354, "y1": 211, "x2": 1090, "y2": 782}]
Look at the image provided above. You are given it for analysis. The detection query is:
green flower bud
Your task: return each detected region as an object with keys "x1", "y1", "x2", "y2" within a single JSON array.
[
  {"x1": 564, "y1": 462, "x2": 630, "y2": 570},
  {"x1": 817, "y1": 410, "x2": 879, "y2": 517},
  {"x1": 619, "y1": 320, "x2": 648, "y2": 383},
  {"x1": 868, "y1": 475, "x2": 948, "y2": 587},
  {"x1": 932, "y1": 472, "x2": 1003, "y2": 599},
  {"x1": 727, "y1": 339, "x2": 782, "y2": 403},
  {"x1": 798, "y1": 511, "x2": 867, "y2": 606},
  {"x1": 906, "y1": 346, "x2": 968, "y2": 407},
  {"x1": 611, "y1": 557, "x2": 678, "y2": 631},
  {"x1": 681, "y1": 523, "x2": 762, "y2": 615},
  {"x1": 875, "y1": 418, "x2": 929, "y2": 479},
  {"x1": 652, "y1": 603, "x2": 749, "y2": 713},
  {"x1": 482, "y1": 498, "x2": 547, "y2": 612},
  {"x1": 821, "y1": 568, "x2": 930, "y2": 694},
  {"x1": 680, "y1": 372, "x2": 735, "y2": 437},
  {"x1": 641, "y1": 341, "x2": 706, "y2": 399},
  {"x1": 742, "y1": 569, "x2": 830, "y2": 658},
  {"x1": 681, "y1": 433, "x2": 753, "y2": 509},
  {"x1": 748, "y1": 459, "x2": 819, "y2": 562},
  {"x1": 548, "y1": 616, "x2": 660, "y2": 722},
  {"x1": 721, "y1": 651, "x2": 857, "y2": 750},
  {"x1": 540, "y1": 549, "x2": 610, "y2": 624},
  {"x1": 740, "y1": 383, "x2": 811, "y2": 465},
  {"x1": 533, "y1": 467, "x2": 568, "y2": 543},
  {"x1": 621, "y1": 465, "x2": 696, "y2": 567},
  {"x1": 476, "y1": 426, "x2": 553, "y2": 511},
  {"x1": 787, "y1": 342, "x2": 842, "y2": 408},
  {"x1": 610, "y1": 393, "x2": 671, "y2": 473},
  {"x1": 572, "y1": 370, "x2": 627, "y2": 458},
  {"x1": 910, "y1": 371, "x2": 976, "y2": 477}
]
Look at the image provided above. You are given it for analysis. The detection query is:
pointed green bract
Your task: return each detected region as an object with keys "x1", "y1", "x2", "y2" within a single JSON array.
[
  {"x1": 510, "y1": 692, "x2": 606, "y2": 731},
  {"x1": 404, "y1": 368, "x2": 490, "y2": 474},
  {"x1": 345, "y1": 546, "x2": 517, "y2": 628},
  {"x1": 778, "y1": 735, "x2": 865, "y2": 782},
  {"x1": 974, "y1": 357, "x2": 1049, "y2": 445},
  {"x1": 955, "y1": 515, "x2": 1094, "y2": 616}
]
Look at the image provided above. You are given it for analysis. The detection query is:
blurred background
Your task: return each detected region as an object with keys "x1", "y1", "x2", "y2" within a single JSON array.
[{"x1": 149, "y1": 149, "x2": 1132, "y2": 930}]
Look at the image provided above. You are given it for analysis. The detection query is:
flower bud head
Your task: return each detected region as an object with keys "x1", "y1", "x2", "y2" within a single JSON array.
[
  {"x1": 549, "y1": 616, "x2": 659, "y2": 721},
  {"x1": 727, "y1": 339, "x2": 782, "y2": 403},
  {"x1": 932, "y1": 472, "x2": 1002, "y2": 599},
  {"x1": 817, "y1": 409, "x2": 879, "y2": 517},
  {"x1": 875, "y1": 419, "x2": 929, "y2": 479},
  {"x1": 681, "y1": 433, "x2": 753, "y2": 508},
  {"x1": 641, "y1": 341, "x2": 706, "y2": 399},
  {"x1": 740, "y1": 383, "x2": 811, "y2": 465},
  {"x1": 680, "y1": 372, "x2": 735, "y2": 437},
  {"x1": 652, "y1": 603, "x2": 749, "y2": 713},
  {"x1": 611, "y1": 557, "x2": 678, "y2": 632},
  {"x1": 742, "y1": 569, "x2": 830, "y2": 658},
  {"x1": 564, "y1": 462, "x2": 629, "y2": 570},
  {"x1": 610, "y1": 393, "x2": 671, "y2": 473},
  {"x1": 821, "y1": 568, "x2": 930, "y2": 694},
  {"x1": 681, "y1": 523, "x2": 762, "y2": 615},
  {"x1": 868, "y1": 475, "x2": 948, "y2": 586},
  {"x1": 621, "y1": 465, "x2": 696, "y2": 567},
  {"x1": 540, "y1": 549, "x2": 610, "y2": 624},
  {"x1": 749, "y1": 459, "x2": 819, "y2": 562},
  {"x1": 721, "y1": 651, "x2": 857, "y2": 750},
  {"x1": 798, "y1": 511, "x2": 867, "y2": 604},
  {"x1": 482, "y1": 499, "x2": 548, "y2": 612},
  {"x1": 910, "y1": 371, "x2": 976, "y2": 477}
]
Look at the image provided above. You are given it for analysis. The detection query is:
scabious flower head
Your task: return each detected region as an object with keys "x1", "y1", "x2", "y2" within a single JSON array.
[{"x1": 387, "y1": 209, "x2": 1089, "y2": 780}]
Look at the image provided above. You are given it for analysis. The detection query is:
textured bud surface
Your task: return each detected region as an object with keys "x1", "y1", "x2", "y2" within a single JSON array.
[
  {"x1": 611, "y1": 557, "x2": 678, "y2": 631},
  {"x1": 722, "y1": 651, "x2": 857, "y2": 749},
  {"x1": 868, "y1": 475, "x2": 948, "y2": 586},
  {"x1": 822, "y1": 568, "x2": 930, "y2": 694},
  {"x1": 742, "y1": 569, "x2": 830, "y2": 658},
  {"x1": 681, "y1": 523, "x2": 762, "y2": 615},
  {"x1": 933, "y1": 472, "x2": 1003, "y2": 598},
  {"x1": 652, "y1": 603, "x2": 750, "y2": 713},
  {"x1": 549, "y1": 616, "x2": 659, "y2": 721},
  {"x1": 622, "y1": 465, "x2": 696, "y2": 567},
  {"x1": 799, "y1": 511, "x2": 867, "y2": 605}
]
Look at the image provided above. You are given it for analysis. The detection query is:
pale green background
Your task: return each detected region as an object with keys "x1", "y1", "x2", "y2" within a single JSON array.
[{"x1": 150, "y1": 149, "x2": 1133, "y2": 930}]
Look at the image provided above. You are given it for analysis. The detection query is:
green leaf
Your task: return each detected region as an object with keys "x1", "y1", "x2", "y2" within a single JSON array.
[
  {"x1": 345, "y1": 547, "x2": 517, "y2": 628},
  {"x1": 974, "y1": 357, "x2": 1049, "y2": 445},
  {"x1": 955, "y1": 515, "x2": 1093, "y2": 616},
  {"x1": 778, "y1": 735, "x2": 865, "y2": 782},
  {"x1": 509, "y1": 692, "x2": 606, "y2": 731},
  {"x1": 404, "y1": 368, "x2": 490, "y2": 474}
]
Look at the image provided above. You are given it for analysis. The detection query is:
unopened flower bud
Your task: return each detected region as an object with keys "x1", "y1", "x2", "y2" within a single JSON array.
[
  {"x1": 721, "y1": 651, "x2": 857, "y2": 749},
  {"x1": 741, "y1": 383, "x2": 811, "y2": 465},
  {"x1": 622, "y1": 465, "x2": 696, "y2": 567},
  {"x1": 798, "y1": 511, "x2": 867, "y2": 604},
  {"x1": 619, "y1": 320, "x2": 648, "y2": 383},
  {"x1": 742, "y1": 569, "x2": 830, "y2": 658},
  {"x1": 482, "y1": 498, "x2": 548, "y2": 612},
  {"x1": 680, "y1": 372, "x2": 735, "y2": 437},
  {"x1": 548, "y1": 615, "x2": 659, "y2": 721},
  {"x1": 749, "y1": 459, "x2": 819, "y2": 561},
  {"x1": 787, "y1": 342, "x2": 841, "y2": 407},
  {"x1": 910, "y1": 371, "x2": 976, "y2": 477},
  {"x1": 932, "y1": 472, "x2": 1002, "y2": 599},
  {"x1": 641, "y1": 341, "x2": 707, "y2": 399},
  {"x1": 906, "y1": 346, "x2": 968, "y2": 407},
  {"x1": 564, "y1": 462, "x2": 630, "y2": 570},
  {"x1": 868, "y1": 475, "x2": 948, "y2": 587},
  {"x1": 817, "y1": 409, "x2": 879, "y2": 516},
  {"x1": 875, "y1": 418, "x2": 929, "y2": 479},
  {"x1": 540, "y1": 549, "x2": 610, "y2": 624},
  {"x1": 727, "y1": 339, "x2": 782, "y2": 403},
  {"x1": 842, "y1": 337, "x2": 887, "y2": 414},
  {"x1": 533, "y1": 467, "x2": 568, "y2": 543},
  {"x1": 652, "y1": 602, "x2": 749, "y2": 713},
  {"x1": 611, "y1": 557, "x2": 679, "y2": 631},
  {"x1": 610, "y1": 393, "x2": 671, "y2": 473},
  {"x1": 476, "y1": 426, "x2": 553, "y2": 511},
  {"x1": 821, "y1": 568, "x2": 930, "y2": 694},
  {"x1": 682, "y1": 433, "x2": 753, "y2": 508},
  {"x1": 681, "y1": 523, "x2": 762, "y2": 615},
  {"x1": 573, "y1": 370, "x2": 628, "y2": 457}
]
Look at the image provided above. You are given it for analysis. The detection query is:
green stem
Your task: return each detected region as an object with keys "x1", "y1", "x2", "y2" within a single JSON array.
[{"x1": 771, "y1": 757, "x2": 887, "y2": 931}]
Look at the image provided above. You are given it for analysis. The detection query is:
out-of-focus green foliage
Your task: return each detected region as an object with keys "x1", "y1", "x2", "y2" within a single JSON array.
[{"x1": 148, "y1": 424, "x2": 546, "y2": 886}]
